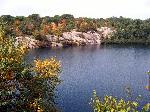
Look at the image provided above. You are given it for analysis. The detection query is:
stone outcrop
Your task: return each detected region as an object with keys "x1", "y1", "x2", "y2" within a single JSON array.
[
  {"x1": 97, "y1": 27, "x2": 115, "y2": 38},
  {"x1": 16, "y1": 36, "x2": 41, "y2": 49},
  {"x1": 15, "y1": 27, "x2": 115, "y2": 49}
]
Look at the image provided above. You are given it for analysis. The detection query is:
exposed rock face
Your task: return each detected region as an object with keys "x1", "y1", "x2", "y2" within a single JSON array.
[
  {"x1": 16, "y1": 36, "x2": 41, "y2": 49},
  {"x1": 97, "y1": 27, "x2": 115, "y2": 38},
  {"x1": 15, "y1": 27, "x2": 115, "y2": 49},
  {"x1": 60, "y1": 31, "x2": 101, "y2": 46}
]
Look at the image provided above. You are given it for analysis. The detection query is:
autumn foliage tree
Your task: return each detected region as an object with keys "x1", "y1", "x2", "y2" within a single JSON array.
[
  {"x1": 0, "y1": 24, "x2": 61, "y2": 111},
  {"x1": 75, "y1": 18, "x2": 97, "y2": 32}
]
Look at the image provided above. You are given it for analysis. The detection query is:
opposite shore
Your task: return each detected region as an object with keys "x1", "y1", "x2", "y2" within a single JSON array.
[{"x1": 1, "y1": 14, "x2": 150, "y2": 48}]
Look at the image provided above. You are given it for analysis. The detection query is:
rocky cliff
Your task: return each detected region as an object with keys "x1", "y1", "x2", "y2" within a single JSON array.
[{"x1": 16, "y1": 27, "x2": 115, "y2": 49}]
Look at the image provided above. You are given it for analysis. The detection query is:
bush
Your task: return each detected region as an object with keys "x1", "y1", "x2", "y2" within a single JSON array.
[{"x1": 90, "y1": 90, "x2": 150, "y2": 112}]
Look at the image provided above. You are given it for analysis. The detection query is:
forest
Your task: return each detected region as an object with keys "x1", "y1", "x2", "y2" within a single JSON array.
[{"x1": 1, "y1": 14, "x2": 150, "y2": 44}]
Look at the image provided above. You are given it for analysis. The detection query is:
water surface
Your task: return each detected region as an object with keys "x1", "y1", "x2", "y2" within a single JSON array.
[{"x1": 27, "y1": 44, "x2": 150, "y2": 112}]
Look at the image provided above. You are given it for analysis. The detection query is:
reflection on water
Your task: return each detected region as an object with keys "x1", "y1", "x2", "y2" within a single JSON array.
[
  {"x1": 27, "y1": 44, "x2": 150, "y2": 112},
  {"x1": 145, "y1": 75, "x2": 150, "y2": 91}
]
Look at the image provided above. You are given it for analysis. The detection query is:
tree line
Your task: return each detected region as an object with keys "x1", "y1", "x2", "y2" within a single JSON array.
[{"x1": 0, "y1": 14, "x2": 150, "y2": 43}]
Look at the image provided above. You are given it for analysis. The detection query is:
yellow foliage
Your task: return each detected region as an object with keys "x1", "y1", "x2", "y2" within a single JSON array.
[
  {"x1": 29, "y1": 100, "x2": 44, "y2": 112},
  {"x1": 91, "y1": 90, "x2": 140, "y2": 112},
  {"x1": 0, "y1": 30, "x2": 28, "y2": 80},
  {"x1": 34, "y1": 57, "x2": 61, "y2": 78}
]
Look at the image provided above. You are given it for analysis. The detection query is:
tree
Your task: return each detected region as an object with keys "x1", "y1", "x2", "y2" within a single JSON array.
[
  {"x1": 0, "y1": 25, "x2": 61, "y2": 111},
  {"x1": 51, "y1": 15, "x2": 61, "y2": 24},
  {"x1": 60, "y1": 14, "x2": 74, "y2": 20}
]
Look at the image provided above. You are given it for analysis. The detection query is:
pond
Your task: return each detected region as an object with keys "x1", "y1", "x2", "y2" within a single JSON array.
[{"x1": 27, "y1": 44, "x2": 150, "y2": 112}]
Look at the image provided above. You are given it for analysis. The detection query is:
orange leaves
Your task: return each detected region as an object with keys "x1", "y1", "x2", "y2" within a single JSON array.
[
  {"x1": 34, "y1": 57, "x2": 61, "y2": 78},
  {"x1": 50, "y1": 22, "x2": 57, "y2": 30},
  {"x1": 4, "y1": 70, "x2": 14, "y2": 80},
  {"x1": 43, "y1": 25, "x2": 50, "y2": 35},
  {"x1": 49, "y1": 20, "x2": 68, "y2": 36}
]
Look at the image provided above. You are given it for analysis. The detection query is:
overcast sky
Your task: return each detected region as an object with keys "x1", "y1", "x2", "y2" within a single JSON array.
[{"x1": 0, "y1": 0, "x2": 150, "y2": 19}]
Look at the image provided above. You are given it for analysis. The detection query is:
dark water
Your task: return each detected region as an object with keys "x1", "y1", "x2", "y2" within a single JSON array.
[{"x1": 27, "y1": 44, "x2": 150, "y2": 112}]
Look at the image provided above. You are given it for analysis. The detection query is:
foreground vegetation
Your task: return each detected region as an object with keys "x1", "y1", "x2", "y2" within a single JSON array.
[
  {"x1": 91, "y1": 90, "x2": 150, "y2": 112},
  {"x1": 91, "y1": 73, "x2": 150, "y2": 112},
  {"x1": 0, "y1": 14, "x2": 150, "y2": 43},
  {"x1": 0, "y1": 24, "x2": 61, "y2": 111}
]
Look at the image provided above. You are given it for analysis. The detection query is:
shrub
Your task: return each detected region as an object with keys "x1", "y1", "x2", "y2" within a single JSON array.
[{"x1": 90, "y1": 90, "x2": 150, "y2": 112}]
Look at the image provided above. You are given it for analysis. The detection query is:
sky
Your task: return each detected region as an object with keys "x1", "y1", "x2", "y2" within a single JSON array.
[{"x1": 0, "y1": 0, "x2": 150, "y2": 19}]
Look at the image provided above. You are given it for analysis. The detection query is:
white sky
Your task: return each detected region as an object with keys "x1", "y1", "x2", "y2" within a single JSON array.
[{"x1": 0, "y1": 0, "x2": 150, "y2": 19}]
